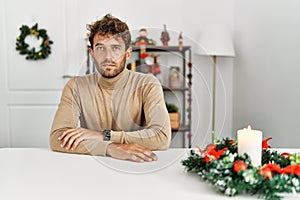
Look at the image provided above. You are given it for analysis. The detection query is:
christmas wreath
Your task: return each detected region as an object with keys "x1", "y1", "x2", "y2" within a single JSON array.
[
  {"x1": 182, "y1": 138, "x2": 300, "y2": 200},
  {"x1": 15, "y1": 23, "x2": 53, "y2": 60}
]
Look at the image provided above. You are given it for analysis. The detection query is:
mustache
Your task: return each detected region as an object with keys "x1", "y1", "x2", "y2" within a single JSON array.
[{"x1": 100, "y1": 60, "x2": 116, "y2": 66}]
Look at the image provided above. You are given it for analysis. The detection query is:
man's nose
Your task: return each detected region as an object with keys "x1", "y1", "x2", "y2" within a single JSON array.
[{"x1": 104, "y1": 48, "x2": 114, "y2": 59}]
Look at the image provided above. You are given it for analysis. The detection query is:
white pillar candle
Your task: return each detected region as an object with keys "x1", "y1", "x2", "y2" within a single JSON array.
[{"x1": 237, "y1": 126, "x2": 262, "y2": 166}]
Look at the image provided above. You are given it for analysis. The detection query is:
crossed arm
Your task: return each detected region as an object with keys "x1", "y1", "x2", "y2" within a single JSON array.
[{"x1": 56, "y1": 127, "x2": 157, "y2": 162}]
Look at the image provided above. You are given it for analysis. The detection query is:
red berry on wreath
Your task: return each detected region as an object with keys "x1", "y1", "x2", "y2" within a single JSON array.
[{"x1": 233, "y1": 160, "x2": 247, "y2": 173}]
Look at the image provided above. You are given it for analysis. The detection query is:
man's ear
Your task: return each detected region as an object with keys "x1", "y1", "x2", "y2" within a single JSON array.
[
  {"x1": 126, "y1": 47, "x2": 132, "y2": 61},
  {"x1": 88, "y1": 47, "x2": 95, "y2": 62}
]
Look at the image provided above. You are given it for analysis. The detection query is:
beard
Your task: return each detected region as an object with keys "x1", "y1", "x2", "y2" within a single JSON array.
[{"x1": 95, "y1": 55, "x2": 127, "y2": 78}]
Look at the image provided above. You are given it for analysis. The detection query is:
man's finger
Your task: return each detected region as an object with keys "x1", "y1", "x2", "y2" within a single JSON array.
[
  {"x1": 132, "y1": 151, "x2": 152, "y2": 162},
  {"x1": 61, "y1": 130, "x2": 78, "y2": 148},
  {"x1": 131, "y1": 144, "x2": 157, "y2": 161},
  {"x1": 58, "y1": 128, "x2": 76, "y2": 141},
  {"x1": 140, "y1": 149, "x2": 157, "y2": 160},
  {"x1": 129, "y1": 154, "x2": 144, "y2": 163},
  {"x1": 149, "y1": 152, "x2": 157, "y2": 161},
  {"x1": 71, "y1": 136, "x2": 85, "y2": 150},
  {"x1": 66, "y1": 133, "x2": 82, "y2": 150}
]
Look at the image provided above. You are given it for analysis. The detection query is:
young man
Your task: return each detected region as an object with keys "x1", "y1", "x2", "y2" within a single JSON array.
[{"x1": 50, "y1": 14, "x2": 171, "y2": 162}]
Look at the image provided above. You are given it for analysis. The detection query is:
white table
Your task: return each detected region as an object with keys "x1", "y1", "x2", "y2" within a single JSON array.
[{"x1": 0, "y1": 148, "x2": 299, "y2": 200}]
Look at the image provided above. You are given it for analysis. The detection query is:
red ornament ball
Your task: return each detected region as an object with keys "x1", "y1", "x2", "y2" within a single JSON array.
[{"x1": 233, "y1": 160, "x2": 248, "y2": 173}]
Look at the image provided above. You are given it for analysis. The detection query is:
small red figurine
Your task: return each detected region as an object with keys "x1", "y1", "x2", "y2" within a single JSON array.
[
  {"x1": 160, "y1": 24, "x2": 170, "y2": 46},
  {"x1": 178, "y1": 32, "x2": 183, "y2": 51},
  {"x1": 132, "y1": 28, "x2": 155, "y2": 46},
  {"x1": 148, "y1": 54, "x2": 161, "y2": 76}
]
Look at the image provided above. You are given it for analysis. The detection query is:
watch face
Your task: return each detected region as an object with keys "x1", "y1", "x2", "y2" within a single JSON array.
[{"x1": 104, "y1": 130, "x2": 111, "y2": 141}]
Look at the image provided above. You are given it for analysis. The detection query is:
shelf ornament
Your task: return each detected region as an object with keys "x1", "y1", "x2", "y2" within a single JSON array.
[
  {"x1": 132, "y1": 28, "x2": 155, "y2": 60},
  {"x1": 182, "y1": 137, "x2": 300, "y2": 200},
  {"x1": 15, "y1": 23, "x2": 53, "y2": 60},
  {"x1": 160, "y1": 24, "x2": 170, "y2": 46},
  {"x1": 131, "y1": 28, "x2": 155, "y2": 46}
]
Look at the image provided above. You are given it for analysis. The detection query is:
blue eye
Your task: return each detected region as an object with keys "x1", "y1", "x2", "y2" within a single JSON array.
[
  {"x1": 96, "y1": 46, "x2": 104, "y2": 51},
  {"x1": 113, "y1": 46, "x2": 121, "y2": 51}
]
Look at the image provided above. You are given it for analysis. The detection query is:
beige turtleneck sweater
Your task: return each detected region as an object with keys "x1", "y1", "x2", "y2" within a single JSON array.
[{"x1": 50, "y1": 69, "x2": 171, "y2": 156}]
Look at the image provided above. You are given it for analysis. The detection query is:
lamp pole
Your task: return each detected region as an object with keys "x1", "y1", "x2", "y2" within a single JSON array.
[
  {"x1": 212, "y1": 55, "x2": 217, "y2": 143},
  {"x1": 198, "y1": 24, "x2": 235, "y2": 143}
]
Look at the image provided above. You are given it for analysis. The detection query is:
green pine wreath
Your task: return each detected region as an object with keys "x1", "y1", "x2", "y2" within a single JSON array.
[{"x1": 15, "y1": 23, "x2": 53, "y2": 60}]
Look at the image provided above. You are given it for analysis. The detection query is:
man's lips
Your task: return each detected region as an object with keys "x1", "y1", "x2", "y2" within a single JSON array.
[{"x1": 102, "y1": 63, "x2": 115, "y2": 67}]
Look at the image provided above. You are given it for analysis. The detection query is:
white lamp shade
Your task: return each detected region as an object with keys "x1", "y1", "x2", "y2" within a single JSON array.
[{"x1": 198, "y1": 24, "x2": 235, "y2": 57}]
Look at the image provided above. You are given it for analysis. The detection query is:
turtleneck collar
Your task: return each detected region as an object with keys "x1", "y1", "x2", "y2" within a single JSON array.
[{"x1": 96, "y1": 68, "x2": 129, "y2": 90}]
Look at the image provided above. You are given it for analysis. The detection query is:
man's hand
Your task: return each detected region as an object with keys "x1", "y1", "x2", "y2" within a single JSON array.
[
  {"x1": 58, "y1": 128, "x2": 103, "y2": 151},
  {"x1": 106, "y1": 143, "x2": 157, "y2": 163}
]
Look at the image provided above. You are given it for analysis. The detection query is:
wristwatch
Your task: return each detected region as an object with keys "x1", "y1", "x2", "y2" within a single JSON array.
[{"x1": 103, "y1": 130, "x2": 111, "y2": 141}]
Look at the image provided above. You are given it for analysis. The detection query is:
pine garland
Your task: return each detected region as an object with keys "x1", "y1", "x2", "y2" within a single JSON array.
[
  {"x1": 182, "y1": 138, "x2": 300, "y2": 200},
  {"x1": 16, "y1": 23, "x2": 53, "y2": 60}
]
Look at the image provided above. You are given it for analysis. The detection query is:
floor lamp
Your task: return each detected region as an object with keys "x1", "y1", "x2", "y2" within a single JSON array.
[{"x1": 198, "y1": 24, "x2": 235, "y2": 143}]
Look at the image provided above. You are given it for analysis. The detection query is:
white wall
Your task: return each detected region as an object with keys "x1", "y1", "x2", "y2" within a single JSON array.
[
  {"x1": 233, "y1": 0, "x2": 300, "y2": 147},
  {"x1": 0, "y1": 0, "x2": 235, "y2": 148}
]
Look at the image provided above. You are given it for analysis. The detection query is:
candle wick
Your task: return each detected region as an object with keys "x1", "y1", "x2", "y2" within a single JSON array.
[{"x1": 247, "y1": 125, "x2": 252, "y2": 131}]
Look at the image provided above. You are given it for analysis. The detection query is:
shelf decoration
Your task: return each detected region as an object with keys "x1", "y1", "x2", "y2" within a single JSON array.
[
  {"x1": 178, "y1": 32, "x2": 183, "y2": 51},
  {"x1": 131, "y1": 28, "x2": 156, "y2": 46},
  {"x1": 148, "y1": 54, "x2": 161, "y2": 76},
  {"x1": 16, "y1": 23, "x2": 53, "y2": 60},
  {"x1": 132, "y1": 28, "x2": 156, "y2": 63},
  {"x1": 168, "y1": 66, "x2": 181, "y2": 88},
  {"x1": 166, "y1": 103, "x2": 180, "y2": 130},
  {"x1": 182, "y1": 137, "x2": 300, "y2": 200},
  {"x1": 160, "y1": 24, "x2": 170, "y2": 46},
  {"x1": 186, "y1": 61, "x2": 192, "y2": 147}
]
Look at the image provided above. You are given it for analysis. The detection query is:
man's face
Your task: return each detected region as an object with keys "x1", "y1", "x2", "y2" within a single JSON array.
[{"x1": 90, "y1": 34, "x2": 131, "y2": 78}]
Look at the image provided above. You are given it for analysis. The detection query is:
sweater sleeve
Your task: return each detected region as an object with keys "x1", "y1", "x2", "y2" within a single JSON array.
[
  {"x1": 110, "y1": 77, "x2": 171, "y2": 150},
  {"x1": 49, "y1": 78, "x2": 110, "y2": 156}
]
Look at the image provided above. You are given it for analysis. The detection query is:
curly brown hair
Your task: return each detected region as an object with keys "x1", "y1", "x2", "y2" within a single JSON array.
[{"x1": 88, "y1": 14, "x2": 131, "y2": 50}]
